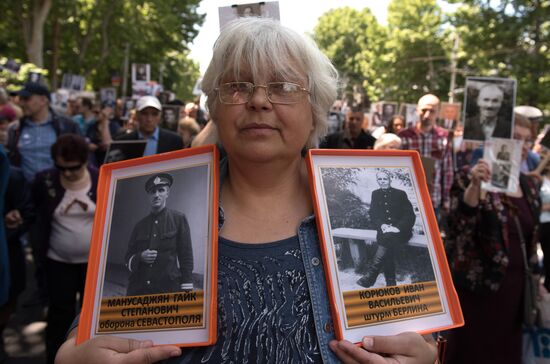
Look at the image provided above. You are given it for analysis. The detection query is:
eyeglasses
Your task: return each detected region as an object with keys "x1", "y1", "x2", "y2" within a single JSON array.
[
  {"x1": 55, "y1": 163, "x2": 84, "y2": 172},
  {"x1": 215, "y1": 82, "x2": 310, "y2": 105}
]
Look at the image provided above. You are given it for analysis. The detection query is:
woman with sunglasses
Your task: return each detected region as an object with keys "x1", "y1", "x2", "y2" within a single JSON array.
[
  {"x1": 31, "y1": 134, "x2": 98, "y2": 364},
  {"x1": 56, "y1": 18, "x2": 436, "y2": 364}
]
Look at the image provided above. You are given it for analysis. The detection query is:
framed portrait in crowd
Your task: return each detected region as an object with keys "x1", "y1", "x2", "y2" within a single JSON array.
[
  {"x1": 132, "y1": 63, "x2": 150, "y2": 84},
  {"x1": 100, "y1": 87, "x2": 117, "y2": 104},
  {"x1": 462, "y1": 77, "x2": 516, "y2": 142},
  {"x1": 104, "y1": 140, "x2": 147, "y2": 164},
  {"x1": 78, "y1": 145, "x2": 219, "y2": 346},
  {"x1": 399, "y1": 103, "x2": 418, "y2": 127},
  {"x1": 438, "y1": 102, "x2": 461, "y2": 130},
  {"x1": 218, "y1": 1, "x2": 280, "y2": 30},
  {"x1": 306, "y1": 149, "x2": 463, "y2": 343},
  {"x1": 482, "y1": 138, "x2": 522, "y2": 193},
  {"x1": 161, "y1": 105, "x2": 181, "y2": 132},
  {"x1": 381, "y1": 102, "x2": 398, "y2": 125}
]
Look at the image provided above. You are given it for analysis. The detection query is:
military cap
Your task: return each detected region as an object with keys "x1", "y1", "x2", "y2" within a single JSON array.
[{"x1": 145, "y1": 173, "x2": 173, "y2": 192}]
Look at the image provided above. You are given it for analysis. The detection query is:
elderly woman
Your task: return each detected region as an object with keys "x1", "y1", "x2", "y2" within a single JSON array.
[
  {"x1": 444, "y1": 114, "x2": 541, "y2": 363},
  {"x1": 55, "y1": 18, "x2": 436, "y2": 364}
]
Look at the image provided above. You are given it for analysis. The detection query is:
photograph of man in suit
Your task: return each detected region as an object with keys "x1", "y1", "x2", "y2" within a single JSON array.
[
  {"x1": 124, "y1": 173, "x2": 193, "y2": 296},
  {"x1": 356, "y1": 171, "x2": 416, "y2": 288},
  {"x1": 463, "y1": 83, "x2": 512, "y2": 141},
  {"x1": 115, "y1": 96, "x2": 183, "y2": 156},
  {"x1": 496, "y1": 144, "x2": 510, "y2": 161}
]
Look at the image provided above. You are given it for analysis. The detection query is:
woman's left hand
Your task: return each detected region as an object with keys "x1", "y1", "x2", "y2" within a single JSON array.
[{"x1": 329, "y1": 332, "x2": 437, "y2": 364}]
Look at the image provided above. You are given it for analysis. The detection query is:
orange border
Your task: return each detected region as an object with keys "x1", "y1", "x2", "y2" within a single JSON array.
[
  {"x1": 77, "y1": 145, "x2": 219, "y2": 347},
  {"x1": 306, "y1": 149, "x2": 464, "y2": 342}
]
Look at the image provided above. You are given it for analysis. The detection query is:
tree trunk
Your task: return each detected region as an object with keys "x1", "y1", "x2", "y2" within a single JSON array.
[
  {"x1": 51, "y1": 16, "x2": 60, "y2": 89},
  {"x1": 26, "y1": 0, "x2": 53, "y2": 67}
]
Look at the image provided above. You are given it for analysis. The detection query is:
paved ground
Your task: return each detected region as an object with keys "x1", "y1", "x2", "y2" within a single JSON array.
[{"x1": 2, "y1": 248, "x2": 47, "y2": 364}]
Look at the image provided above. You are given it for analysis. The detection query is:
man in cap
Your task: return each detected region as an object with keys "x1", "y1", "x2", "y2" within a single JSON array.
[
  {"x1": 115, "y1": 95, "x2": 183, "y2": 156},
  {"x1": 124, "y1": 173, "x2": 194, "y2": 296},
  {"x1": 7, "y1": 82, "x2": 81, "y2": 181}
]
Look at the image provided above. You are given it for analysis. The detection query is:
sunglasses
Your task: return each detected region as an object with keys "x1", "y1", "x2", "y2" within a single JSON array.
[{"x1": 55, "y1": 163, "x2": 84, "y2": 172}]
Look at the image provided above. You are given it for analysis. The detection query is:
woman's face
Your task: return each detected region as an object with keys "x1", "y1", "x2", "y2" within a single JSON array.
[{"x1": 215, "y1": 72, "x2": 314, "y2": 163}]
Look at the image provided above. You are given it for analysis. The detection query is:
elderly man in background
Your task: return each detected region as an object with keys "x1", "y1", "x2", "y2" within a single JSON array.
[
  {"x1": 320, "y1": 105, "x2": 376, "y2": 149},
  {"x1": 399, "y1": 94, "x2": 453, "y2": 220},
  {"x1": 115, "y1": 95, "x2": 183, "y2": 155},
  {"x1": 463, "y1": 84, "x2": 511, "y2": 141}
]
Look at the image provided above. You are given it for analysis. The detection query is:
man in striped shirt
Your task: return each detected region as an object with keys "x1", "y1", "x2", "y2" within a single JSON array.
[{"x1": 398, "y1": 94, "x2": 453, "y2": 221}]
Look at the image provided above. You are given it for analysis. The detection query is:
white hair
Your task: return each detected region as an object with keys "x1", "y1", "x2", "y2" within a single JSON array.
[{"x1": 201, "y1": 17, "x2": 338, "y2": 148}]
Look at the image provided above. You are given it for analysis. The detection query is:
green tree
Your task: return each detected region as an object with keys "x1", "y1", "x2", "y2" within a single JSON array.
[
  {"x1": 448, "y1": 0, "x2": 550, "y2": 114},
  {"x1": 382, "y1": 0, "x2": 450, "y2": 103},
  {"x1": 0, "y1": 0, "x2": 204, "y2": 98},
  {"x1": 313, "y1": 7, "x2": 387, "y2": 107}
]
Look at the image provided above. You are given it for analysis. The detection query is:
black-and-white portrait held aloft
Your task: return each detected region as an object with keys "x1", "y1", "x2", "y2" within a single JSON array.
[
  {"x1": 462, "y1": 77, "x2": 516, "y2": 141},
  {"x1": 320, "y1": 167, "x2": 435, "y2": 291}
]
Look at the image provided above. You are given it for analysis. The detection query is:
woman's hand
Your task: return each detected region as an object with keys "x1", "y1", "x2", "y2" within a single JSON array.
[
  {"x1": 329, "y1": 332, "x2": 437, "y2": 364},
  {"x1": 463, "y1": 159, "x2": 490, "y2": 207},
  {"x1": 55, "y1": 335, "x2": 181, "y2": 364}
]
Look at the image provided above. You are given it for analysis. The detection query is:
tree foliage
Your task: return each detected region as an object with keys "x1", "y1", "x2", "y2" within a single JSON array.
[
  {"x1": 0, "y1": 0, "x2": 204, "y2": 99},
  {"x1": 312, "y1": 0, "x2": 549, "y2": 115}
]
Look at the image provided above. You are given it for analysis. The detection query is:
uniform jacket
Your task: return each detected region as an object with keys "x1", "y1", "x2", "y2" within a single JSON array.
[
  {"x1": 115, "y1": 128, "x2": 183, "y2": 154},
  {"x1": 369, "y1": 187, "x2": 415, "y2": 242},
  {"x1": 125, "y1": 207, "x2": 193, "y2": 296},
  {"x1": 6, "y1": 108, "x2": 81, "y2": 166}
]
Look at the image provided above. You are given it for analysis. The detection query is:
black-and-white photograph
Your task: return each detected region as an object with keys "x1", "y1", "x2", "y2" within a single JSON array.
[
  {"x1": 161, "y1": 105, "x2": 180, "y2": 132},
  {"x1": 218, "y1": 1, "x2": 280, "y2": 30},
  {"x1": 132, "y1": 63, "x2": 150, "y2": 83},
  {"x1": 381, "y1": 102, "x2": 398, "y2": 125},
  {"x1": 482, "y1": 137, "x2": 522, "y2": 193},
  {"x1": 104, "y1": 140, "x2": 147, "y2": 164},
  {"x1": 61, "y1": 73, "x2": 86, "y2": 91},
  {"x1": 100, "y1": 87, "x2": 117, "y2": 104},
  {"x1": 320, "y1": 167, "x2": 434, "y2": 291},
  {"x1": 101, "y1": 165, "x2": 210, "y2": 298},
  {"x1": 308, "y1": 150, "x2": 462, "y2": 341},
  {"x1": 399, "y1": 103, "x2": 418, "y2": 127},
  {"x1": 491, "y1": 161, "x2": 511, "y2": 189},
  {"x1": 122, "y1": 97, "x2": 136, "y2": 119},
  {"x1": 462, "y1": 77, "x2": 516, "y2": 141}
]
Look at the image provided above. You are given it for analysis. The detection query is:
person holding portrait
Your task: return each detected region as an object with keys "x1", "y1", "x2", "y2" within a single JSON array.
[{"x1": 55, "y1": 18, "x2": 437, "y2": 364}]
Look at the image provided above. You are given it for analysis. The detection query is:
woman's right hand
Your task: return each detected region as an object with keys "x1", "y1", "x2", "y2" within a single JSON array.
[
  {"x1": 463, "y1": 159, "x2": 491, "y2": 207},
  {"x1": 55, "y1": 335, "x2": 181, "y2": 364},
  {"x1": 469, "y1": 159, "x2": 491, "y2": 188}
]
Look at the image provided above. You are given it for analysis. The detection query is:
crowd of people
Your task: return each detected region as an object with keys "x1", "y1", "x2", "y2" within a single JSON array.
[{"x1": 0, "y1": 16, "x2": 548, "y2": 364}]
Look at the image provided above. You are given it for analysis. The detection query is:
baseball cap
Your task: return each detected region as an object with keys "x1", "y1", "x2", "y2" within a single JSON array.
[
  {"x1": 145, "y1": 173, "x2": 173, "y2": 193},
  {"x1": 136, "y1": 96, "x2": 162, "y2": 112},
  {"x1": 17, "y1": 82, "x2": 51, "y2": 100}
]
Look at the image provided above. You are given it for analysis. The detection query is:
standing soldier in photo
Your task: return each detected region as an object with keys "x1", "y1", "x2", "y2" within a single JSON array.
[
  {"x1": 356, "y1": 171, "x2": 415, "y2": 288},
  {"x1": 125, "y1": 173, "x2": 193, "y2": 296}
]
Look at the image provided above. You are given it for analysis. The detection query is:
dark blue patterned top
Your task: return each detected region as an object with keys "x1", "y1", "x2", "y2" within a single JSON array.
[{"x1": 170, "y1": 235, "x2": 322, "y2": 364}]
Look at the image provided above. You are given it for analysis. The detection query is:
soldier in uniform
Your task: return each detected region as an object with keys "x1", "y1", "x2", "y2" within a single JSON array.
[
  {"x1": 125, "y1": 173, "x2": 193, "y2": 296},
  {"x1": 356, "y1": 171, "x2": 415, "y2": 288}
]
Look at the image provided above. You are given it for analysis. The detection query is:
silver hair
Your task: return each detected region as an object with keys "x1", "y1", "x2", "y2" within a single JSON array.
[{"x1": 201, "y1": 17, "x2": 338, "y2": 148}]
